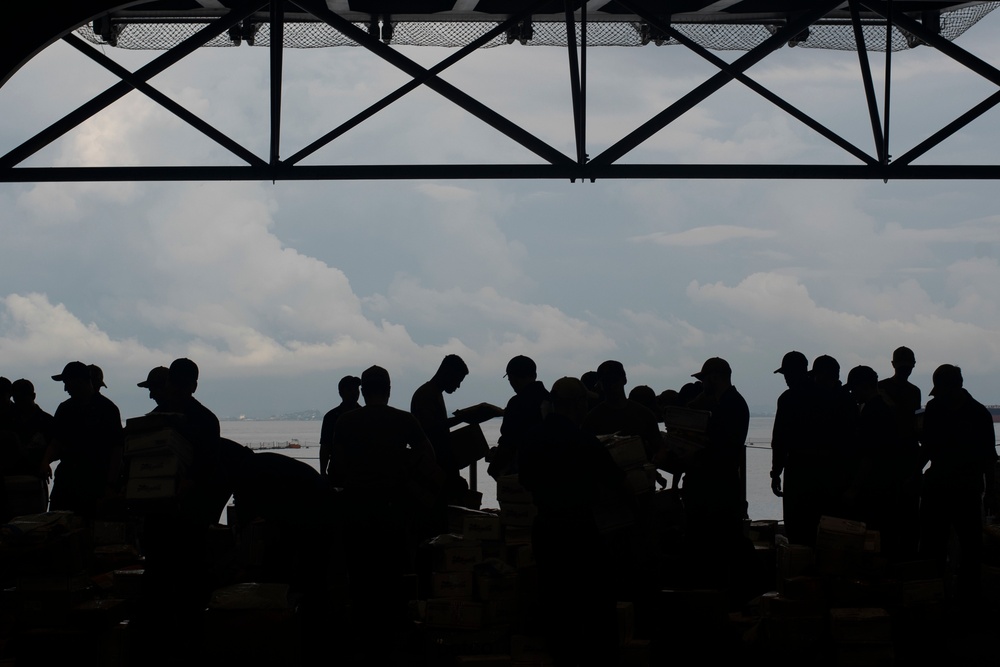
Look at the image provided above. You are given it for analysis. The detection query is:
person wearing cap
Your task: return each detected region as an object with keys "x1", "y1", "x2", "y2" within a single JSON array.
[
  {"x1": 41, "y1": 361, "x2": 124, "y2": 519},
  {"x1": 137, "y1": 366, "x2": 170, "y2": 410},
  {"x1": 318, "y1": 375, "x2": 362, "y2": 479},
  {"x1": 770, "y1": 351, "x2": 824, "y2": 546},
  {"x1": 877, "y1": 346, "x2": 922, "y2": 557},
  {"x1": 919, "y1": 364, "x2": 998, "y2": 601},
  {"x1": 89, "y1": 364, "x2": 107, "y2": 394},
  {"x1": 519, "y1": 376, "x2": 626, "y2": 666},
  {"x1": 487, "y1": 355, "x2": 550, "y2": 480},
  {"x1": 583, "y1": 360, "x2": 662, "y2": 462},
  {"x1": 331, "y1": 365, "x2": 439, "y2": 650},
  {"x1": 682, "y1": 357, "x2": 754, "y2": 596}
]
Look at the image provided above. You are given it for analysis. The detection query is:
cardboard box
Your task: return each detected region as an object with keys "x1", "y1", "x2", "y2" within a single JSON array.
[
  {"x1": 463, "y1": 514, "x2": 502, "y2": 541},
  {"x1": 829, "y1": 608, "x2": 892, "y2": 644},
  {"x1": 123, "y1": 428, "x2": 192, "y2": 465},
  {"x1": 125, "y1": 476, "x2": 177, "y2": 500},
  {"x1": 897, "y1": 579, "x2": 945, "y2": 607},
  {"x1": 662, "y1": 407, "x2": 712, "y2": 432},
  {"x1": 776, "y1": 538, "x2": 815, "y2": 581},
  {"x1": 500, "y1": 503, "x2": 537, "y2": 527},
  {"x1": 603, "y1": 436, "x2": 647, "y2": 468},
  {"x1": 432, "y1": 571, "x2": 475, "y2": 599},
  {"x1": 128, "y1": 453, "x2": 184, "y2": 479},
  {"x1": 476, "y1": 572, "x2": 518, "y2": 601},
  {"x1": 497, "y1": 476, "x2": 533, "y2": 504},
  {"x1": 504, "y1": 526, "x2": 532, "y2": 547},
  {"x1": 816, "y1": 516, "x2": 867, "y2": 552},
  {"x1": 425, "y1": 598, "x2": 485, "y2": 630},
  {"x1": 450, "y1": 423, "x2": 491, "y2": 470},
  {"x1": 483, "y1": 598, "x2": 518, "y2": 627},
  {"x1": 431, "y1": 538, "x2": 484, "y2": 572}
]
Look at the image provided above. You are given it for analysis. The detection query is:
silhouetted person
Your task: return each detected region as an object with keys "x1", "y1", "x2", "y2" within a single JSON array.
[
  {"x1": 89, "y1": 364, "x2": 107, "y2": 394},
  {"x1": 918, "y1": 364, "x2": 998, "y2": 602},
  {"x1": 683, "y1": 358, "x2": 755, "y2": 600},
  {"x1": 878, "y1": 345, "x2": 922, "y2": 557},
  {"x1": 810, "y1": 354, "x2": 860, "y2": 517},
  {"x1": 487, "y1": 355, "x2": 549, "y2": 480},
  {"x1": 41, "y1": 361, "x2": 124, "y2": 520},
  {"x1": 161, "y1": 357, "x2": 225, "y2": 521},
  {"x1": 318, "y1": 375, "x2": 362, "y2": 479},
  {"x1": 581, "y1": 370, "x2": 603, "y2": 411},
  {"x1": 333, "y1": 365, "x2": 440, "y2": 654},
  {"x1": 136, "y1": 366, "x2": 170, "y2": 411},
  {"x1": 771, "y1": 351, "x2": 828, "y2": 546},
  {"x1": 133, "y1": 358, "x2": 224, "y2": 667},
  {"x1": 519, "y1": 377, "x2": 625, "y2": 666},
  {"x1": 411, "y1": 354, "x2": 469, "y2": 504},
  {"x1": 628, "y1": 384, "x2": 659, "y2": 420},
  {"x1": 844, "y1": 366, "x2": 898, "y2": 540},
  {"x1": 584, "y1": 360, "x2": 661, "y2": 461},
  {"x1": 218, "y1": 439, "x2": 333, "y2": 591},
  {"x1": 0, "y1": 377, "x2": 18, "y2": 475},
  {"x1": 9, "y1": 379, "x2": 54, "y2": 476}
]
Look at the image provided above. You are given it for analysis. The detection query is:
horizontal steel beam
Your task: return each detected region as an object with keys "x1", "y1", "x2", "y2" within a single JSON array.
[{"x1": 4, "y1": 164, "x2": 1000, "y2": 182}]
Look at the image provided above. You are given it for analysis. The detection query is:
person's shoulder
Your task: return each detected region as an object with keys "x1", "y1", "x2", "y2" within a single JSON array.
[{"x1": 95, "y1": 393, "x2": 123, "y2": 417}]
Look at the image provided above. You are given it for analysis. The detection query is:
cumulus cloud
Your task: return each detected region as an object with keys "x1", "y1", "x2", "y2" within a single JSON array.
[
  {"x1": 632, "y1": 225, "x2": 777, "y2": 247},
  {"x1": 687, "y1": 271, "x2": 1000, "y2": 380}
]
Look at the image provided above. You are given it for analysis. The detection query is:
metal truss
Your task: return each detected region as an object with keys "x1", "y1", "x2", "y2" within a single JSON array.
[{"x1": 2, "y1": 0, "x2": 1000, "y2": 182}]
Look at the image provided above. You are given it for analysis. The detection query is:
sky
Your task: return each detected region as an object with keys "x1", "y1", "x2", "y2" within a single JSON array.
[{"x1": 2, "y1": 10, "x2": 1000, "y2": 420}]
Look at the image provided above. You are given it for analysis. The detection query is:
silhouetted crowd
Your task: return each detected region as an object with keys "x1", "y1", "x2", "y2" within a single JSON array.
[{"x1": 0, "y1": 346, "x2": 998, "y2": 666}]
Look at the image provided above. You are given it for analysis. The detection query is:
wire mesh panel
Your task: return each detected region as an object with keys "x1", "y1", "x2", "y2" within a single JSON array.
[{"x1": 74, "y1": 3, "x2": 999, "y2": 52}]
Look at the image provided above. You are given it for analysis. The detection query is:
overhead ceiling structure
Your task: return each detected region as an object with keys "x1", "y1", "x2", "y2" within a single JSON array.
[{"x1": 2, "y1": 1, "x2": 1000, "y2": 182}]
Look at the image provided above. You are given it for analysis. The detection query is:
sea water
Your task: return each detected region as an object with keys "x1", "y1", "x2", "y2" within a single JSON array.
[{"x1": 222, "y1": 417, "x2": 786, "y2": 519}]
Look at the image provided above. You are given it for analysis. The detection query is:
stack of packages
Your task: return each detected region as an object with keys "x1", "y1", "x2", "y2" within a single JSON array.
[
  {"x1": 757, "y1": 516, "x2": 905, "y2": 664},
  {"x1": 0, "y1": 511, "x2": 139, "y2": 666},
  {"x1": 121, "y1": 414, "x2": 193, "y2": 504}
]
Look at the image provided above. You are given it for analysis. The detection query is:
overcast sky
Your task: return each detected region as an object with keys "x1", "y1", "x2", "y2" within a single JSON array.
[{"x1": 2, "y1": 12, "x2": 1000, "y2": 419}]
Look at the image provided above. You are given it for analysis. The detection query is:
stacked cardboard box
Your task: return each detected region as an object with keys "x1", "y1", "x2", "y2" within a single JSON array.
[
  {"x1": 497, "y1": 476, "x2": 536, "y2": 533},
  {"x1": 829, "y1": 607, "x2": 894, "y2": 666},
  {"x1": 122, "y1": 417, "x2": 193, "y2": 503},
  {"x1": 601, "y1": 435, "x2": 656, "y2": 496}
]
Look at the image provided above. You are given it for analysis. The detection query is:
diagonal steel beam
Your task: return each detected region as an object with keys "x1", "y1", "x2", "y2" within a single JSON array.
[
  {"x1": 284, "y1": 3, "x2": 542, "y2": 166},
  {"x1": 893, "y1": 89, "x2": 1000, "y2": 166},
  {"x1": 849, "y1": 0, "x2": 887, "y2": 166},
  {"x1": 590, "y1": 1, "x2": 842, "y2": 167},
  {"x1": 270, "y1": 0, "x2": 284, "y2": 168},
  {"x1": 0, "y1": 1, "x2": 267, "y2": 170},
  {"x1": 61, "y1": 33, "x2": 266, "y2": 167},
  {"x1": 625, "y1": 3, "x2": 877, "y2": 166},
  {"x1": 291, "y1": 0, "x2": 575, "y2": 167}
]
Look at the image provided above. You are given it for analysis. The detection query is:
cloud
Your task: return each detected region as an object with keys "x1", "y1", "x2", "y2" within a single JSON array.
[
  {"x1": 687, "y1": 271, "x2": 1000, "y2": 377},
  {"x1": 0, "y1": 292, "x2": 155, "y2": 366},
  {"x1": 632, "y1": 225, "x2": 778, "y2": 247}
]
